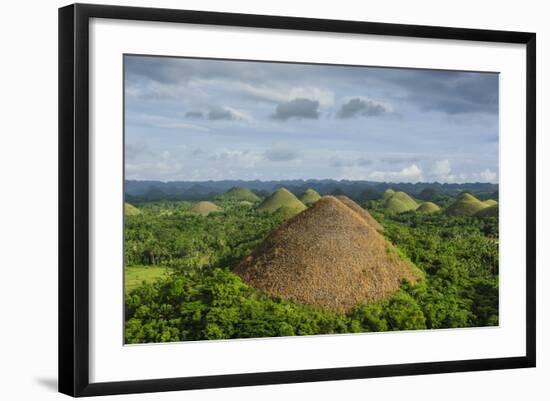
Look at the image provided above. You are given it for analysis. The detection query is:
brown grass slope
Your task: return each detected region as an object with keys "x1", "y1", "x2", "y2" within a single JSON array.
[
  {"x1": 235, "y1": 196, "x2": 418, "y2": 313},
  {"x1": 335, "y1": 195, "x2": 384, "y2": 231}
]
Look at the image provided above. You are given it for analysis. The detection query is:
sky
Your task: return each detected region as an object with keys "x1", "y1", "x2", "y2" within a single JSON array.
[{"x1": 124, "y1": 55, "x2": 499, "y2": 183}]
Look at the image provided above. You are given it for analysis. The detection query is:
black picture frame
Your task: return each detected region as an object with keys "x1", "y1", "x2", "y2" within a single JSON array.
[{"x1": 59, "y1": 3, "x2": 536, "y2": 397}]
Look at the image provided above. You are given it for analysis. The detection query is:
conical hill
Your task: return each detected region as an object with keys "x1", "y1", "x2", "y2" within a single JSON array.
[
  {"x1": 219, "y1": 187, "x2": 260, "y2": 202},
  {"x1": 335, "y1": 195, "x2": 384, "y2": 231},
  {"x1": 445, "y1": 193, "x2": 487, "y2": 216},
  {"x1": 416, "y1": 202, "x2": 441, "y2": 214},
  {"x1": 190, "y1": 201, "x2": 222, "y2": 216},
  {"x1": 299, "y1": 188, "x2": 321, "y2": 206},
  {"x1": 257, "y1": 188, "x2": 306, "y2": 218},
  {"x1": 236, "y1": 196, "x2": 419, "y2": 313}
]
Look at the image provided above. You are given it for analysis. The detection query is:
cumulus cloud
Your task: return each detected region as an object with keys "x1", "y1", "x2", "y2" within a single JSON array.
[
  {"x1": 264, "y1": 145, "x2": 300, "y2": 162},
  {"x1": 337, "y1": 97, "x2": 390, "y2": 119},
  {"x1": 271, "y1": 98, "x2": 320, "y2": 121},
  {"x1": 473, "y1": 169, "x2": 498, "y2": 183},
  {"x1": 432, "y1": 159, "x2": 452, "y2": 177},
  {"x1": 367, "y1": 164, "x2": 424, "y2": 182}
]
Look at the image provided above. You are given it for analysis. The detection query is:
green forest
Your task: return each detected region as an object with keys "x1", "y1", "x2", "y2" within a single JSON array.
[{"x1": 124, "y1": 187, "x2": 498, "y2": 344}]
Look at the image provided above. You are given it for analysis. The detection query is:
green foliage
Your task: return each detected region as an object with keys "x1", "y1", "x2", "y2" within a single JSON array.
[
  {"x1": 124, "y1": 196, "x2": 499, "y2": 343},
  {"x1": 382, "y1": 212, "x2": 499, "y2": 328},
  {"x1": 125, "y1": 268, "x2": 350, "y2": 343},
  {"x1": 125, "y1": 265, "x2": 169, "y2": 293},
  {"x1": 125, "y1": 203, "x2": 285, "y2": 267}
]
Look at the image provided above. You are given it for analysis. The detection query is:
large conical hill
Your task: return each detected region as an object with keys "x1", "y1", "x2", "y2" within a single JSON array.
[
  {"x1": 335, "y1": 195, "x2": 384, "y2": 231},
  {"x1": 236, "y1": 196, "x2": 419, "y2": 313}
]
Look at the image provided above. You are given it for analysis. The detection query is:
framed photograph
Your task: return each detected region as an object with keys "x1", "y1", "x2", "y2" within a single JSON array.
[{"x1": 59, "y1": 3, "x2": 536, "y2": 397}]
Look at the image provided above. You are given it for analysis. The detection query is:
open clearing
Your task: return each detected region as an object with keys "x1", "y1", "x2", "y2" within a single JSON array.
[{"x1": 125, "y1": 265, "x2": 169, "y2": 293}]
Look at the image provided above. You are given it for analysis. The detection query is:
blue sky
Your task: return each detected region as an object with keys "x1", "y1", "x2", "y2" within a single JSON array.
[{"x1": 124, "y1": 55, "x2": 499, "y2": 183}]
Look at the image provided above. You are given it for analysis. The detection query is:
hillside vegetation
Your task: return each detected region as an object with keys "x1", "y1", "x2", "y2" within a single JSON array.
[
  {"x1": 125, "y1": 202, "x2": 141, "y2": 216},
  {"x1": 124, "y1": 184, "x2": 499, "y2": 343}
]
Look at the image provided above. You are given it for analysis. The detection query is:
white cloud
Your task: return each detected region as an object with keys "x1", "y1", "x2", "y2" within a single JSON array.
[
  {"x1": 432, "y1": 159, "x2": 452, "y2": 177},
  {"x1": 473, "y1": 169, "x2": 498, "y2": 183},
  {"x1": 196, "y1": 79, "x2": 335, "y2": 107},
  {"x1": 339, "y1": 163, "x2": 424, "y2": 182}
]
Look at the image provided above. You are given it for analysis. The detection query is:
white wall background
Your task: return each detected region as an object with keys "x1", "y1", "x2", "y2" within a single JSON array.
[{"x1": 0, "y1": 0, "x2": 546, "y2": 399}]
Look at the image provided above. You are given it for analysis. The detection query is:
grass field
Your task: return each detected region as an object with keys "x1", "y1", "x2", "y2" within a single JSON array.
[{"x1": 125, "y1": 265, "x2": 169, "y2": 293}]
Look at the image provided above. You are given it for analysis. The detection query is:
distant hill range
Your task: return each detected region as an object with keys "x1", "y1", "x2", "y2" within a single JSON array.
[{"x1": 125, "y1": 179, "x2": 498, "y2": 202}]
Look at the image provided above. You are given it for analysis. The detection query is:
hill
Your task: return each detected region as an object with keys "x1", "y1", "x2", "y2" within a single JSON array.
[
  {"x1": 257, "y1": 188, "x2": 306, "y2": 218},
  {"x1": 335, "y1": 195, "x2": 384, "y2": 231},
  {"x1": 381, "y1": 188, "x2": 395, "y2": 201},
  {"x1": 236, "y1": 196, "x2": 419, "y2": 313},
  {"x1": 190, "y1": 201, "x2": 222, "y2": 216},
  {"x1": 416, "y1": 202, "x2": 441, "y2": 214},
  {"x1": 124, "y1": 202, "x2": 141, "y2": 216},
  {"x1": 384, "y1": 191, "x2": 419, "y2": 214},
  {"x1": 483, "y1": 199, "x2": 498, "y2": 207},
  {"x1": 417, "y1": 188, "x2": 442, "y2": 202},
  {"x1": 299, "y1": 188, "x2": 321, "y2": 206},
  {"x1": 475, "y1": 204, "x2": 499, "y2": 217},
  {"x1": 218, "y1": 187, "x2": 260, "y2": 202},
  {"x1": 444, "y1": 193, "x2": 488, "y2": 216}
]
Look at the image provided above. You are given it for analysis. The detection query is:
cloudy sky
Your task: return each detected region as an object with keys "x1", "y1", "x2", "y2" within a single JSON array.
[{"x1": 125, "y1": 55, "x2": 499, "y2": 183}]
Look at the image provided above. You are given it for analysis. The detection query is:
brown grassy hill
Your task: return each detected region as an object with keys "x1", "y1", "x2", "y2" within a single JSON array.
[
  {"x1": 335, "y1": 195, "x2": 384, "y2": 231},
  {"x1": 190, "y1": 201, "x2": 222, "y2": 216},
  {"x1": 235, "y1": 196, "x2": 419, "y2": 313}
]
